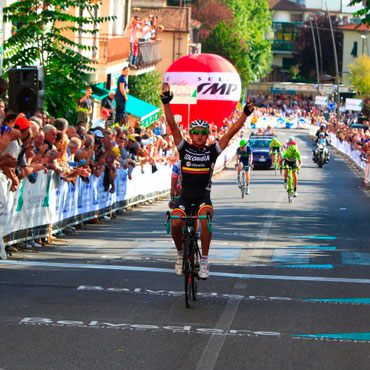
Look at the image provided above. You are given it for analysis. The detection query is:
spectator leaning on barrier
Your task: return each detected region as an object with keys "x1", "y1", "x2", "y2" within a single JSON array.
[{"x1": 91, "y1": 109, "x2": 111, "y2": 131}]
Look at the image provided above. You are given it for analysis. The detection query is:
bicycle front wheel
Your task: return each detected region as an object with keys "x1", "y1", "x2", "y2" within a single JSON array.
[
  {"x1": 287, "y1": 175, "x2": 293, "y2": 203},
  {"x1": 184, "y1": 271, "x2": 192, "y2": 307},
  {"x1": 241, "y1": 172, "x2": 245, "y2": 199},
  {"x1": 183, "y1": 237, "x2": 193, "y2": 308}
]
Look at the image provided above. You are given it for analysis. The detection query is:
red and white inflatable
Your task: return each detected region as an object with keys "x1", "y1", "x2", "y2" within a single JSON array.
[{"x1": 163, "y1": 53, "x2": 241, "y2": 129}]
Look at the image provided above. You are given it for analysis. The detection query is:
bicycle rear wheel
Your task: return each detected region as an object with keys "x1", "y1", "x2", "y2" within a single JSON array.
[{"x1": 274, "y1": 159, "x2": 278, "y2": 175}]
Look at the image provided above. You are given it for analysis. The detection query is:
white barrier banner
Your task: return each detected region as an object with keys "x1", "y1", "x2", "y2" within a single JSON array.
[{"x1": 345, "y1": 98, "x2": 362, "y2": 112}]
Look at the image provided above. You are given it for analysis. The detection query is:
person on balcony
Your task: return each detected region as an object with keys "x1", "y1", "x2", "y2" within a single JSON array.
[{"x1": 125, "y1": 16, "x2": 141, "y2": 68}]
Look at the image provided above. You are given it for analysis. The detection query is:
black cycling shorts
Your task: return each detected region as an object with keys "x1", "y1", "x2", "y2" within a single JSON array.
[
  {"x1": 173, "y1": 189, "x2": 213, "y2": 216},
  {"x1": 283, "y1": 159, "x2": 298, "y2": 170}
]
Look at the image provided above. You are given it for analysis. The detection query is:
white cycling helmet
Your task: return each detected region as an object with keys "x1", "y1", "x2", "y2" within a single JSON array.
[
  {"x1": 320, "y1": 123, "x2": 326, "y2": 129},
  {"x1": 189, "y1": 119, "x2": 209, "y2": 133},
  {"x1": 319, "y1": 132, "x2": 325, "y2": 137},
  {"x1": 288, "y1": 136, "x2": 294, "y2": 142}
]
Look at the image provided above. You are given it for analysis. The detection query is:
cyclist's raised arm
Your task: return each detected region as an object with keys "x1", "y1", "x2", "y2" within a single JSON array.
[
  {"x1": 219, "y1": 97, "x2": 254, "y2": 151},
  {"x1": 161, "y1": 84, "x2": 183, "y2": 147}
]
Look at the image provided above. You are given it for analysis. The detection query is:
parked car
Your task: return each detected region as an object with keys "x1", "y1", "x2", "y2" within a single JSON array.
[{"x1": 248, "y1": 135, "x2": 276, "y2": 168}]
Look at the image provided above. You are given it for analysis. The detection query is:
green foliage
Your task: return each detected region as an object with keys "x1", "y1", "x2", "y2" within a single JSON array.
[
  {"x1": 202, "y1": 22, "x2": 251, "y2": 87},
  {"x1": 349, "y1": 54, "x2": 370, "y2": 99},
  {"x1": 201, "y1": 0, "x2": 272, "y2": 86},
  {"x1": 3, "y1": 0, "x2": 115, "y2": 120},
  {"x1": 128, "y1": 71, "x2": 162, "y2": 108},
  {"x1": 349, "y1": 0, "x2": 370, "y2": 26}
]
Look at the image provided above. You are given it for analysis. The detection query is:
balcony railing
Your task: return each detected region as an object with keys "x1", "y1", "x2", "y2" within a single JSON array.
[
  {"x1": 78, "y1": 34, "x2": 130, "y2": 65},
  {"x1": 136, "y1": 40, "x2": 162, "y2": 68},
  {"x1": 98, "y1": 34, "x2": 130, "y2": 64},
  {"x1": 268, "y1": 22, "x2": 300, "y2": 53},
  {"x1": 271, "y1": 40, "x2": 295, "y2": 52}
]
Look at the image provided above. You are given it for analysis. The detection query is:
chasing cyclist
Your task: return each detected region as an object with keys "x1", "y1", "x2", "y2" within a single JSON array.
[
  {"x1": 236, "y1": 139, "x2": 253, "y2": 195},
  {"x1": 269, "y1": 137, "x2": 283, "y2": 169},
  {"x1": 161, "y1": 84, "x2": 254, "y2": 279},
  {"x1": 279, "y1": 145, "x2": 302, "y2": 197}
]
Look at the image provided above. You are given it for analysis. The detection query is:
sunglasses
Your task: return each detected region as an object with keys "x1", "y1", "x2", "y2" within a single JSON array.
[{"x1": 190, "y1": 130, "x2": 208, "y2": 136}]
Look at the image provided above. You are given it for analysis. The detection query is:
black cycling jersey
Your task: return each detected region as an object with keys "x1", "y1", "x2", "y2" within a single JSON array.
[
  {"x1": 236, "y1": 146, "x2": 251, "y2": 166},
  {"x1": 177, "y1": 139, "x2": 222, "y2": 192}
]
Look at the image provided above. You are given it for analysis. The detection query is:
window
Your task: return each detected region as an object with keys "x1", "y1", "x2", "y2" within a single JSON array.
[{"x1": 291, "y1": 13, "x2": 303, "y2": 22}]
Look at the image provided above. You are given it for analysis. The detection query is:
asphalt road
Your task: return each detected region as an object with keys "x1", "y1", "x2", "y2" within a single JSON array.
[{"x1": 1, "y1": 129, "x2": 370, "y2": 370}]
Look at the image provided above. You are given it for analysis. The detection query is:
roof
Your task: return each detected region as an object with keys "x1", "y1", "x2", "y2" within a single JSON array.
[
  {"x1": 338, "y1": 24, "x2": 370, "y2": 31},
  {"x1": 270, "y1": 0, "x2": 305, "y2": 11},
  {"x1": 131, "y1": 6, "x2": 191, "y2": 33}
]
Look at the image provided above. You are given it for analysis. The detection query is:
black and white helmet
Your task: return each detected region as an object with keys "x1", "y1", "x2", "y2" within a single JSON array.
[
  {"x1": 320, "y1": 123, "x2": 326, "y2": 129},
  {"x1": 319, "y1": 132, "x2": 325, "y2": 137},
  {"x1": 189, "y1": 119, "x2": 209, "y2": 133}
]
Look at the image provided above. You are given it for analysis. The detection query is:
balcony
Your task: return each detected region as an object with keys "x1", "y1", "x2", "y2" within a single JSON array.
[
  {"x1": 97, "y1": 34, "x2": 130, "y2": 65},
  {"x1": 78, "y1": 34, "x2": 130, "y2": 67},
  {"x1": 136, "y1": 40, "x2": 162, "y2": 68},
  {"x1": 268, "y1": 22, "x2": 300, "y2": 53}
]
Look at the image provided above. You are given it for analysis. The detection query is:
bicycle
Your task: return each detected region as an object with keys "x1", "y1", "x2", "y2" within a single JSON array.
[
  {"x1": 286, "y1": 167, "x2": 294, "y2": 203},
  {"x1": 271, "y1": 152, "x2": 279, "y2": 175},
  {"x1": 165, "y1": 207, "x2": 212, "y2": 308},
  {"x1": 239, "y1": 170, "x2": 247, "y2": 198}
]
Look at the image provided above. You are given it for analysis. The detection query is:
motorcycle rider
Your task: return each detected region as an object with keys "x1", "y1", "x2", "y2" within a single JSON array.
[
  {"x1": 313, "y1": 132, "x2": 330, "y2": 163},
  {"x1": 313, "y1": 123, "x2": 329, "y2": 162}
]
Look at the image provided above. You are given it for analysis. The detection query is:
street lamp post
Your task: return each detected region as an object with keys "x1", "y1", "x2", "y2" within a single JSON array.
[{"x1": 326, "y1": 2, "x2": 341, "y2": 123}]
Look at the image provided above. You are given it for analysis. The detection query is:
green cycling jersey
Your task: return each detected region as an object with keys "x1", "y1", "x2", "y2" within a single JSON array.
[
  {"x1": 269, "y1": 139, "x2": 283, "y2": 149},
  {"x1": 282, "y1": 149, "x2": 301, "y2": 161}
]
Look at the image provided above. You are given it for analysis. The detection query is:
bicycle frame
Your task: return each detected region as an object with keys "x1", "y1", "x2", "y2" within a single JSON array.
[
  {"x1": 287, "y1": 168, "x2": 294, "y2": 203},
  {"x1": 165, "y1": 212, "x2": 212, "y2": 308}
]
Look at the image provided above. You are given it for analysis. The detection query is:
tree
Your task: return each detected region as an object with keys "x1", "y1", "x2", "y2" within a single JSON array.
[
  {"x1": 191, "y1": 0, "x2": 234, "y2": 42},
  {"x1": 3, "y1": 1, "x2": 114, "y2": 119},
  {"x1": 201, "y1": 0, "x2": 272, "y2": 85},
  {"x1": 293, "y1": 15, "x2": 343, "y2": 82},
  {"x1": 202, "y1": 22, "x2": 251, "y2": 87},
  {"x1": 348, "y1": 54, "x2": 370, "y2": 98},
  {"x1": 349, "y1": 0, "x2": 370, "y2": 26},
  {"x1": 128, "y1": 71, "x2": 163, "y2": 108}
]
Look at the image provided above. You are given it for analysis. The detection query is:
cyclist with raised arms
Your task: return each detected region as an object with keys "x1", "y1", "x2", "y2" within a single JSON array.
[
  {"x1": 279, "y1": 145, "x2": 302, "y2": 197},
  {"x1": 269, "y1": 137, "x2": 283, "y2": 168},
  {"x1": 236, "y1": 139, "x2": 253, "y2": 194},
  {"x1": 161, "y1": 84, "x2": 254, "y2": 278}
]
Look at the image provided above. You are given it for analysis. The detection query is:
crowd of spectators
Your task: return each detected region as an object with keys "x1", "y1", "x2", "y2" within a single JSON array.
[{"x1": 250, "y1": 92, "x2": 370, "y2": 165}]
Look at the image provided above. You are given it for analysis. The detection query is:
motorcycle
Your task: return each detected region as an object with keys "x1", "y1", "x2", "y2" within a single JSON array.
[{"x1": 315, "y1": 139, "x2": 330, "y2": 168}]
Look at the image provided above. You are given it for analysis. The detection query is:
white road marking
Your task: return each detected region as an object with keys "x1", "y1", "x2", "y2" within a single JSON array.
[{"x1": 2, "y1": 260, "x2": 370, "y2": 284}]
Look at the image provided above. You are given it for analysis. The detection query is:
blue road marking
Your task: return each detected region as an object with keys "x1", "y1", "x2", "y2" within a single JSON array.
[
  {"x1": 276, "y1": 264, "x2": 334, "y2": 269},
  {"x1": 285, "y1": 246, "x2": 336, "y2": 250},
  {"x1": 294, "y1": 236, "x2": 336, "y2": 240},
  {"x1": 302, "y1": 298, "x2": 370, "y2": 304},
  {"x1": 292, "y1": 333, "x2": 370, "y2": 341},
  {"x1": 341, "y1": 252, "x2": 370, "y2": 266},
  {"x1": 210, "y1": 246, "x2": 242, "y2": 261},
  {"x1": 272, "y1": 249, "x2": 309, "y2": 263}
]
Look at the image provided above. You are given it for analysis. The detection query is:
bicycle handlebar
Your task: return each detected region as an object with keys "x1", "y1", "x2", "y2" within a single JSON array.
[
  {"x1": 165, "y1": 212, "x2": 212, "y2": 233},
  {"x1": 169, "y1": 215, "x2": 209, "y2": 220}
]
